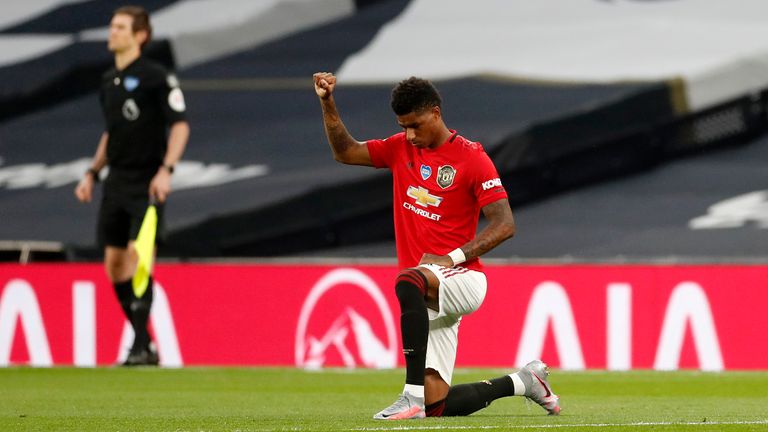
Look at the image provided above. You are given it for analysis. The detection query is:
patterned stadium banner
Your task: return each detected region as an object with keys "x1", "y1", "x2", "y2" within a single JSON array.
[{"x1": 1, "y1": 263, "x2": 767, "y2": 370}]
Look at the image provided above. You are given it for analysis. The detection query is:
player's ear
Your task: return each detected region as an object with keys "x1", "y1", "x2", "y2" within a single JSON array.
[
  {"x1": 135, "y1": 29, "x2": 148, "y2": 48},
  {"x1": 431, "y1": 106, "x2": 441, "y2": 119}
]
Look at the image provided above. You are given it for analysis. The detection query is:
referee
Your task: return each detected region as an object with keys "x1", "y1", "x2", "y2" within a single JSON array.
[{"x1": 75, "y1": 5, "x2": 190, "y2": 366}]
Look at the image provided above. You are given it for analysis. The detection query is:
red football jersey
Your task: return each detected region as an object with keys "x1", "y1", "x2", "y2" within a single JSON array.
[{"x1": 367, "y1": 131, "x2": 508, "y2": 271}]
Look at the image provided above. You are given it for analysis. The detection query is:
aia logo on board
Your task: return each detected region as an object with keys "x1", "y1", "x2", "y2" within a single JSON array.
[{"x1": 295, "y1": 269, "x2": 397, "y2": 369}]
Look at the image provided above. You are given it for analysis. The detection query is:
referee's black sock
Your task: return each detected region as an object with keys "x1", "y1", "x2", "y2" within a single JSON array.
[
  {"x1": 113, "y1": 279, "x2": 134, "y2": 326},
  {"x1": 395, "y1": 269, "x2": 429, "y2": 387},
  {"x1": 441, "y1": 376, "x2": 515, "y2": 416},
  {"x1": 130, "y1": 276, "x2": 154, "y2": 352}
]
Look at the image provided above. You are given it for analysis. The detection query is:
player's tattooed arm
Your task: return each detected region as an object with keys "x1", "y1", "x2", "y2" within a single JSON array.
[
  {"x1": 314, "y1": 72, "x2": 372, "y2": 166},
  {"x1": 319, "y1": 93, "x2": 356, "y2": 155},
  {"x1": 462, "y1": 199, "x2": 516, "y2": 261}
]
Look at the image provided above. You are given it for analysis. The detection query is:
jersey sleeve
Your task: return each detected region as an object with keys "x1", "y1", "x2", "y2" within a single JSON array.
[
  {"x1": 473, "y1": 150, "x2": 508, "y2": 208},
  {"x1": 366, "y1": 133, "x2": 402, "y2": 169},
  {"x1": 158, "y1": 72, "x2": 187, "y2": 125}
]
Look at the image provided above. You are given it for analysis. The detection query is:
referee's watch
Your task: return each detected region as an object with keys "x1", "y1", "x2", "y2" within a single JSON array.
[
  {"x1": 161, "y1": 164, "x2": 175, "y2": 174},
  {"x1": 86, "y1": 168, "x2": 100, "y2": 182}
]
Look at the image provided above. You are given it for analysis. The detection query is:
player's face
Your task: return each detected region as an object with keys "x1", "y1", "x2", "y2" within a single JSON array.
[
  {"x1": 108, "y1": 14, "x2": 141, "y2": 53},
  {"x1": 397, "y1": 107, "x2": 442, "y2": 149}
]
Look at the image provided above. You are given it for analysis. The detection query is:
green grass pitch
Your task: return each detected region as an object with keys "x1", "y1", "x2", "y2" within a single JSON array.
[{"x1": 1, "y1": 367, "x2": 766, "y2": 431}]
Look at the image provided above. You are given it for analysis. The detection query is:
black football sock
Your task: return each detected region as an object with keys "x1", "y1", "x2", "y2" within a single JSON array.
[
  {"x1": 130, "y1": 276, "x2": 154, "y2": 352},
  {"x1": 395, "y1": 269, "x2": 429, "y2": 387},
  {"x1": 442, "y1": 376, "x2": 515, "y2": 416},
  {"x1": 113, "y1": 279, "x2": 134, "y2": 324},
  {"x1": 426, "y1": 399, "x2": 446, "y2": 417}
]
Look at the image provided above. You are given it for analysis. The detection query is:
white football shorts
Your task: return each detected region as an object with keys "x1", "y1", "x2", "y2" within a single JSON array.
[{"x1": 418, "y1": 264, "x2": 487, "y2": 385}]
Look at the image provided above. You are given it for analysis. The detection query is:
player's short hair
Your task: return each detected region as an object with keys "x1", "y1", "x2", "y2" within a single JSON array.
[
  {"x1": 390, "y1": 77, "x2": 442, "y2": 116},
  {"x1": 113, "y1": 5, "x2": 152, "y2": 48}
]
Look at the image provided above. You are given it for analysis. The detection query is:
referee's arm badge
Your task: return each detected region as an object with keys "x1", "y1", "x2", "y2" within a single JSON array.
[
  {"x1": 168, "y1": 88, "x2": 186, "y2": 112},
  {"x1": 166, "y1": 74, "x2": 180, "y2": 88},
  {"x1": 165, "y1": 75, "x2": 185, "y2": 113}
]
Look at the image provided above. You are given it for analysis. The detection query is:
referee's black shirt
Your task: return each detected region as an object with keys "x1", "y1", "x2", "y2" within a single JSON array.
[{"x1": 100, "y1": 56, "x2": 186, "y2": 182}]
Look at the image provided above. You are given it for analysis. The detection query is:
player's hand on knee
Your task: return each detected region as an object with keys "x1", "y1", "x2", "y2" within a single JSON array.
[{"x1": 419, "y1": 253, "x2": 453, "y2": 268}]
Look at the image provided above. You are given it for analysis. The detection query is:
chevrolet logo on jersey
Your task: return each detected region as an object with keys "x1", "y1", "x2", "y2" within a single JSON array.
[{"x1": 407, "y1": 185, "x2": 443, "y2": 207}]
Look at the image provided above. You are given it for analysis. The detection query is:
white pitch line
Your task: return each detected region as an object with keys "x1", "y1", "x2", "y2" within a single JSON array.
[{"x1": 348, "y1": 419, "x2": 768, "y2": 431}]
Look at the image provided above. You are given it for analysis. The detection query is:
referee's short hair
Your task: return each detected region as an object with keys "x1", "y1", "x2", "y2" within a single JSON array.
[
  {"x1": 390, "y1": 77, "x2": 442, "y2": 116},
  {"x1": 114, "y1": 5, "x2": 152, "y2": 48}
]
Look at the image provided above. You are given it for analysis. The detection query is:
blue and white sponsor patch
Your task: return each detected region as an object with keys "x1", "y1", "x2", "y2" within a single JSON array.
[
  {"x1": 123, "y1": 76, "x2": 139, "y2": 91},
  {"x1": 420, "y1": 164, "x2": 432, "y2": 180}
]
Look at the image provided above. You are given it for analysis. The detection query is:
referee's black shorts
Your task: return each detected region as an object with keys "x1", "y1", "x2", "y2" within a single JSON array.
[{"x1": 97, "y1": 171, "x2": 165, "y2": 248}]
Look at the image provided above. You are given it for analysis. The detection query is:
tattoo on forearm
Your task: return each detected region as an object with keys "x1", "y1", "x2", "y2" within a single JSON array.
[
  {"x1": 322, "y1": 100, "x2": 355, "y2": 154},
  {"x1": 461, "y1": 199, "x2": 514, "y2": 261},
  {"x1": 464, "y1": 231, "x2": 503, "y2": 261}
]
